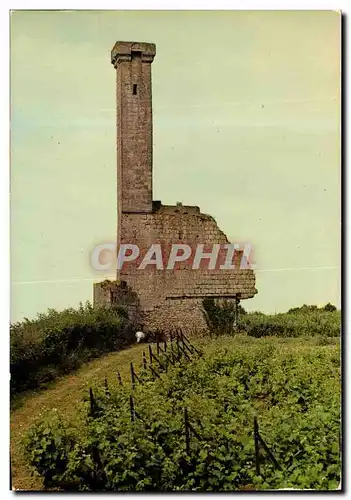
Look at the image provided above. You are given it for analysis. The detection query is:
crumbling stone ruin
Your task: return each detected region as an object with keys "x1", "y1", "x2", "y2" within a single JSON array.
[{"x1": 93, "y1": 41, "x2": 257, "y2": 333}]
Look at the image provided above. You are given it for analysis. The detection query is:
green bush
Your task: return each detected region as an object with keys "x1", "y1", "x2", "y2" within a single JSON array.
[
  {"x1": 23, "y1": 338, "x2": 341, "y2": 491},
  {"x1": 23, "y1": 410, "x2": 77, "y2": 489},
  {"x1": 202, "y1": 298, "x2": 245, "y2": 337},
  {"x1": 202, "y1": 301, "x2": 340, "y2": 339},
  {"x1": 10, "y1": 302, "x2": 135, "y2": 396},
  {"x1": 288, "y1": 303, "x2": 338, "y2": 314},
  {"x1": 241, "y1": 309, "x2": 340, "y2": 338},
  {"x1": 323, "y1": 303, "x2": 338, "y2": 312}
]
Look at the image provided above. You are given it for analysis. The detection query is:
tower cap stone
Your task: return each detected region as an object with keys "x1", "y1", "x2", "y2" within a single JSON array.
[{"x1": 111, "y1": 41, "x2": 156, "y2": 66}]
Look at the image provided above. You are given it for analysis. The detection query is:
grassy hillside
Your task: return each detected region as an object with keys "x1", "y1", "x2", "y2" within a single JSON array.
[
  {"x1": 11, "y1": 343, "x2": 146, "y2": 491},
  {"x1": 11, "y1": 301, "x2": 340, "y2": 397},
  {"x1": 12, "y1": 333, "x2": 341, "y2": 491}
]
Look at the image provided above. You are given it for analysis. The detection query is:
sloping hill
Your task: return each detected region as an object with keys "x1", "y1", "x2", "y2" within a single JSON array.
[
  {"x1": 11, "y1": 343, "x2": 146, "y2": 490},
  {"x1": 11, "y1": 336, "x2": 340, "y2": 491}
]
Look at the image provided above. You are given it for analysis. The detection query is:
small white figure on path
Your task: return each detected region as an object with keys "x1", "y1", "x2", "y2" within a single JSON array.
[{"x1": 135, "y1": 331, "x2": 146, "y2": 343}]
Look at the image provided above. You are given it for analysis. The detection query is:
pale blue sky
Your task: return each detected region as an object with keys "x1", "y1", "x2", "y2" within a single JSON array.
[{"x1": 10, "y1": 10, "x2": 341, "y2": 321}]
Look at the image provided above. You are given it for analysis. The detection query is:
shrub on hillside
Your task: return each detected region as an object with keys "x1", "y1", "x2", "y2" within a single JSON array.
[
  {"x1": 10, "y1": 302, "x2": 135, "y2": 396},
  {"x1": 323, "y1": 303, "x2": 338, "y2": 312},
  {"x1": 288, "y1": 303, "x2": 338, "y2": 314},
  {"x1": 241, "y1": 309, "x2": 340, "y2": 338},
  {"x1": 202, "y1": 298, "x2": 246, "y2": 337}
]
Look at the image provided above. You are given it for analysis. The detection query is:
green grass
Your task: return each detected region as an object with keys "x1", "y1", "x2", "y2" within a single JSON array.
[
  {"x1": 11, "y1": 343, "x2": 146, "y2": 491},
  {"x1": 11, "y1": 335, "x2": 341, "y2": 491}
]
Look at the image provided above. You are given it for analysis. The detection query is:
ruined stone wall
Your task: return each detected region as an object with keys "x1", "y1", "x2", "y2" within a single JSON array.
[
  {"x1": 93, "y1": 279, "x2": 142, "y2": 326},
  {"x1": 143, "y1": 298, "x2": 207, "y2": 334},
  {"x1": 117, "y1": 204, "x2": 257, "y2": 332}
]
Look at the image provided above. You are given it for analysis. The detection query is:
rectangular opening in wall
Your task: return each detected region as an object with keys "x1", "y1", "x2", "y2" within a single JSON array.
[
  {"x1": 133, "y1": 84, "x2": 137, "y2": 95},
  {"x1": 131, "y1": 50, "x2": 142, "y2": 60}
]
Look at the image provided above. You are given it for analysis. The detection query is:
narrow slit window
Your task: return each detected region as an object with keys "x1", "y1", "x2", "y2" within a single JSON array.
[{"x1": 133, "y1": 84, "x2": 137, "y2": 95}]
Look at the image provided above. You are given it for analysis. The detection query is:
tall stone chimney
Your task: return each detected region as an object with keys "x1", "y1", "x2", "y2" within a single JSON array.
[{"x1": 111, "y1": 41, "x2": 156, "y2": 226}]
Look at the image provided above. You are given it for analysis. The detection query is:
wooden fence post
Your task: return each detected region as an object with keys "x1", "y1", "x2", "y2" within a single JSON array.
[
  {"x1": 130, "y1": 362, "x2": 135, "y2": 389},
  {"x1": 89, "y1": 388, "x2": 95, "y2": 417},
  {"x1": 116, "y1": 370, "x2": 123, "y2": 386},
  {"x1": 104, "y1": 376, "x2": 110, "y2": 397}
]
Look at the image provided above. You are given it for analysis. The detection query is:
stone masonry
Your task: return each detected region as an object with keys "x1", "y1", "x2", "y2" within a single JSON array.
[{"x1": 93, "y1": 41, "x2": 257, "y2": 333}]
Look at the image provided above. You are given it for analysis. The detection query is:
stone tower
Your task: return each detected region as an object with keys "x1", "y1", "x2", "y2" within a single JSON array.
[
  {"x1": 93, "y1": 41, "x2": 257, "y2": 334},
  {"x1": 111, "y1": 42, "x2": 156, "y2": 228}
]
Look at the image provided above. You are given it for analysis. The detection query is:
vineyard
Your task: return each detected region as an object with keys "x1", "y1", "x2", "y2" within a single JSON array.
[{"x1": 19, "y1": 332, "x2": 341, "y2": 491}]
